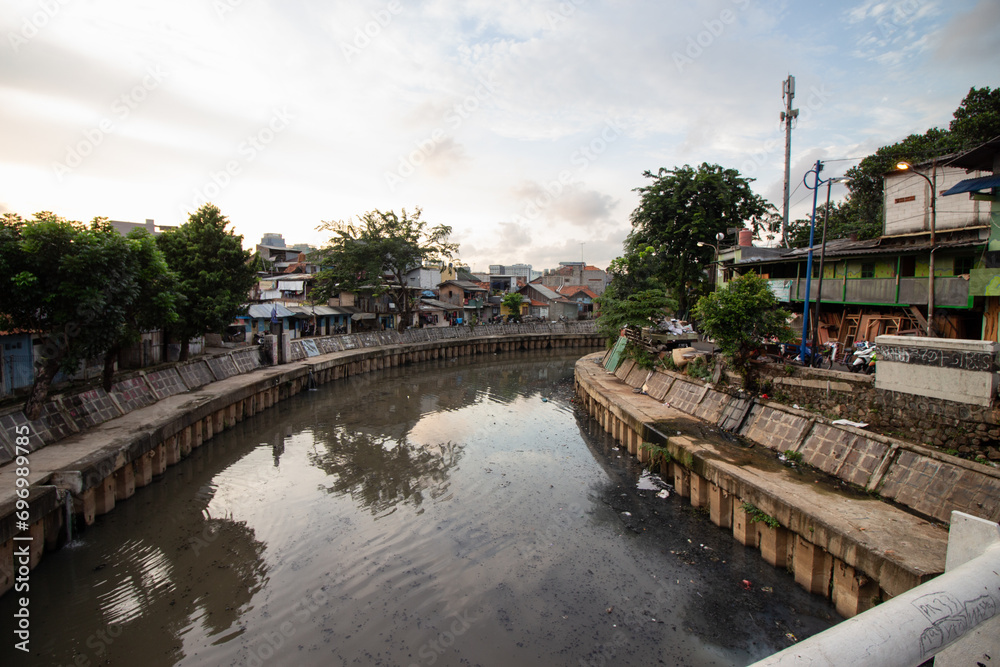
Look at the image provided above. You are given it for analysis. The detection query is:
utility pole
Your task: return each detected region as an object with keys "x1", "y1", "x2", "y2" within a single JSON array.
[{"x1": 780, "y1": 75, "x2": 799, "y2": 248}]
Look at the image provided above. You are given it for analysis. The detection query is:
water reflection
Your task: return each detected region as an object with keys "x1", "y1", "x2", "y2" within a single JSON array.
[
  {"x1": 298, "y1": 354, "x2": 571, "y2": 515},
  {"x1": 1, "y1": 351, "x2": 839, "y2": 667},
  {"x1": 309, "y1": 428, "x2": 463, "y2": 515}
]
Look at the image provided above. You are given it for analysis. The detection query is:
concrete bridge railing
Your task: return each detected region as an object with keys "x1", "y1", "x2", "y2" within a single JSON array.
[{"x1": 751, "y1": 511, "x2": 1000, "y2": 667}]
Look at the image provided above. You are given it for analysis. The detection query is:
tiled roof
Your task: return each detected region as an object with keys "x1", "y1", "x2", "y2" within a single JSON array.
[{"x1": 557, "y1": 285, "x2": 598, "y2": 298}]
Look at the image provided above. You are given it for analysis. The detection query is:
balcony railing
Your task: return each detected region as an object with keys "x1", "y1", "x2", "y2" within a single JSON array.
[{"x1": 766, "y1": 277, "x2": 970, "y2": 308}]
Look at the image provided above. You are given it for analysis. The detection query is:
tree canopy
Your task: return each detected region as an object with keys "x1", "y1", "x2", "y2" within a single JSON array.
[
  {"x1": 621, "y1": 163, "x2": 775, "y2": 316},
  {"x1": 0, "y1": 212, "x2": 178, "y2": 417},
  {"x1": 693, "y1": 273, "x2": 792, "y2": 389},
  {"x1": 156, "y1": 204, "x2": 255, "y2": 359},
  {"x1": 102, "y1": 228, "x2": 179, "y2": 389},
  {"x1": 594, "y1": 288, "x2": 674, "y2": 348},
  {"x1": 313, "y1": 208, "x2": 457, "y2": 331},
  {"x1": 501, "y1": 292, "x2": 524, "y2": 322}
]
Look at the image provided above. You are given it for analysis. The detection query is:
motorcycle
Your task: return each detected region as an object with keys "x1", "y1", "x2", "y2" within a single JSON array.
[{"x1": 848, "y1": 342, "x2": 876, "y2": 374}]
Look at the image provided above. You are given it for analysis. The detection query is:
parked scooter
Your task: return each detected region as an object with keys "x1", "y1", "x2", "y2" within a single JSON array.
[{"x1": 848, "y1": 342, "x2": 877, "y2": 374}]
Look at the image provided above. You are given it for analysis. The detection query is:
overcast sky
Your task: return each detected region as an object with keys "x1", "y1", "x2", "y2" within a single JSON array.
[{"x1": 3, "y1": 0, "x2": 998, "y2": 273}]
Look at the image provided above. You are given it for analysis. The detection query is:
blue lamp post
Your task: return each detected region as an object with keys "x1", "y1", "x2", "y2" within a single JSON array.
[{"x1": 800, "y1": 160, "x2": 825, "y2": 361}]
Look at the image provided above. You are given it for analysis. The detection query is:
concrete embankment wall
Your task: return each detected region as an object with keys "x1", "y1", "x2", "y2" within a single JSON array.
[
  {"x1": 574, "y1": 354, "x2": 1000, "y2": 618},
  {"x1": 620, "y1": 359, "x2": 1000, "y2": 525},
  {"x1": 754, "y1": 362, "x2": 1000, "y2": 461},
  {"x1": 0, "y1": 325, "x2": 602, "y2": 599}
]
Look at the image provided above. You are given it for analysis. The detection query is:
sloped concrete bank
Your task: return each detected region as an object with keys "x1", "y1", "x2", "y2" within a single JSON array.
[
  {"x1": 573, "y1": 352, "x2": 997, "y2": 618},
  {"x1": 0, "y1": 327, "x2": 602, "y2": 598}
]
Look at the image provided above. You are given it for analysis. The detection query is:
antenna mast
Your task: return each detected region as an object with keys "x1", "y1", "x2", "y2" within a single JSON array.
[{"x1": 780, "y1": 75, "x2": 799, "y2": 248}]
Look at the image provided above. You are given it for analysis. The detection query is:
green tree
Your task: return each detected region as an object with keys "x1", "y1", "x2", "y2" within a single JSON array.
[
  {"x1": 624, "y1": 163, "x2": 775, "y2": 316},
  {"x1": 501, "y1": 292, "x2": 524, "y2": 322},
  {"x1": 693, "y1": 273, "x2": 793, "y2": 390},
  {"x1": 594, "y1": 288, "x2": 673, "y2": 348},
  {"x1": 313, "y1": 208, "x2": 457, "y2": 331},
  {"x1": 786, "y1": 200, "x2": 861, "y2": 247},
  {"x1": 0, "y1": 213, "x2": 175, "y2": 417},
  {"x1": 156, "y1": 204, "x2": 255, "y2": 360},
  {"x1": 101, "y1": 228, "x2": 179, "y2": 389},
  {"x1": 949, "y1": 86, "x2": 1000, "y2": 146}
]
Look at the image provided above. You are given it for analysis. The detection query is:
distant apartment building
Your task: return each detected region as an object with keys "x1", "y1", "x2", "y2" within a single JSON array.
[
  {"x1": 489, "y1": 264, "x2": 542, "y2": 281},
  {"x1": 539, "y1": 262, "x2": 609, "y2": 295},
  {"x1": 109, "y1": 218, "x2": 178, "y2": 237}
]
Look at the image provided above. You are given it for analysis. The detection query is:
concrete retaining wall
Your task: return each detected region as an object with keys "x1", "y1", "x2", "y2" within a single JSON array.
[
  {"x1": 875, "y1": 335, "x2": 1000, "y2": 407},
  {"x1": 0, "y1": 326, "x2": 602, "y2": 599},
  {"x1": 755, "y1": 364, "x2": 1000, "y2": 462},
  {"x1": 574, "y1": 357, "x2": 953, "y2": 618},
  {"x1": 656, "y1": 368, "x2": 1000, "y2": 525}
]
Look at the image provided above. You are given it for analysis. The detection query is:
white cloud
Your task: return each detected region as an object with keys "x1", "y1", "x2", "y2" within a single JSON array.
[{"x1": 0, "y1": 0, "x2": 992, "y2": 272}]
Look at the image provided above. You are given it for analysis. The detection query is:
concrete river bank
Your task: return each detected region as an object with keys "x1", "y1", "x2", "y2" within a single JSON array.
[{"x1": 2, "y1": 350, "x2": 838, "y2": 666}]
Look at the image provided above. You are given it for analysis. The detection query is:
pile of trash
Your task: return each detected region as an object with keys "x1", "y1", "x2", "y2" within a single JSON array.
[{"x1": 652, "y1": 318, "x2": 695, "y2": 335}]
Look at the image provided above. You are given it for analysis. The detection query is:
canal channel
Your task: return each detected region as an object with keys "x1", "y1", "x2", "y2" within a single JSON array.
[{"x1": 2, "y1": 350, "x2": 839, "y2": 666}]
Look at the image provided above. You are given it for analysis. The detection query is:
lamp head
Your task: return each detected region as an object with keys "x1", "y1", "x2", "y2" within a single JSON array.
[
  {"x1": 715, "y1": 232, "x2": 725, "y2": 242},
  {"x1": 896, "y1": 161, "x2": 912, "y2": 171},
  {"x1": 696, "y1": 241, "x2": 706, "y2": 247}
]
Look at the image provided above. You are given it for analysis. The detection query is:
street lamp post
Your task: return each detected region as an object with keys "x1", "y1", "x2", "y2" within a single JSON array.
[
  {"x1": 697, "y1": 231, "x2": 726, "y2": 288},
  {"x1": 800, "y1": 160, "x2": 825, "y2": 361},
  {"x1": 896, "y1": 161, "x2": 937, "y2": 336},
  {"x1": 811, "y1": 176, "x2": 851, "y2": 360}
]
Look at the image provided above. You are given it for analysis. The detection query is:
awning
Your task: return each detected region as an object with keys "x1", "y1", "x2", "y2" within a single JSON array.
[
  {"x1": 351, "y1": 312, "x2": 376, "y2": 320},
  {"x1": 246, "y1": 304, "x2": 295, "y2": 319},
  {"x1": 943, "y1": 174, "x2": 1000, "y2": 196}
]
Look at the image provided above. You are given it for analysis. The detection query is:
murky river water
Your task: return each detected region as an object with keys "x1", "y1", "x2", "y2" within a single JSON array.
[{"x1": 4, "y1": 350, "x2": 839, "y2": 666}]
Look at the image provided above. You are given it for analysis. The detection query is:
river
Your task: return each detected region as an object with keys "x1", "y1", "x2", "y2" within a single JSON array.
[{"x1": 3, "y1": 350, "x2": 839, "y2": 666}]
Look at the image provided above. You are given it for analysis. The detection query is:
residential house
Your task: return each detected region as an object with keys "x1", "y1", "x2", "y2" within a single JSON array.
[
  {"x1": 517, "y1": 283, "x2": 577, "y2": 321},
  {"x1": 437, "y1": 279, "x2": 489, "y2": 324},
  {"x1": 252, "y1": 274, "x2": 316, "y2": 306},
  {"x1": 0, "y1": 332, "x2": 34, "y2": 396},
  {"x1": 417, "y1": 298, "x2": 459, "y2": 327},
  {"x1": 716, "y1": 143, "x2": 997, "y2": 346},
  {"x1": 555, "y1": 285, "x2": 599, "y2": 319}
]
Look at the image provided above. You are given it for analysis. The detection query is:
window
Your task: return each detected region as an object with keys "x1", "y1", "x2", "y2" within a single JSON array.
[
  {"x1": 953, "y1": 255, "x2": 975, "y2": 276},
  {"x1": 899, "y1": 256, "x2": 916, "y2": 277},
  {"x1": 860, "y1": 263, "x2": 875, "y2": 279},
  {"x1": 811, "y1": 263, "x2": 820, "y2": 278}
]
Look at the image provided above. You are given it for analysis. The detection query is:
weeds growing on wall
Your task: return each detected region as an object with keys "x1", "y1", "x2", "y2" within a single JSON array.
[
  {"x1": 639, "y1": 441, "x2": 672, "y2": 471},
  {"x1": 740, "y1": 501, "x2": 780, "y2": 528}
]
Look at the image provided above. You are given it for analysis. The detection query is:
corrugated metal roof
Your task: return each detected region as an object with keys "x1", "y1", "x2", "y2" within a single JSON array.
[
  {"x1": 526, "y1": 283, "x2": 561, "y2": 301},
  {"x1": 745, "y1": 234, "x2": 986, "y2": 264},
  {"x1": 420, "y1": 298, "x2": 459, "y2": 310},
  {"x1": 943, "y1": 174, "x2": 1000, "y2": 196},
  {"x1": 946, "y1": 137, "x2": 1000, "y2": 172},
  {"x1": 246, "y1": 304, "x2": 295, "y2": 319}
]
